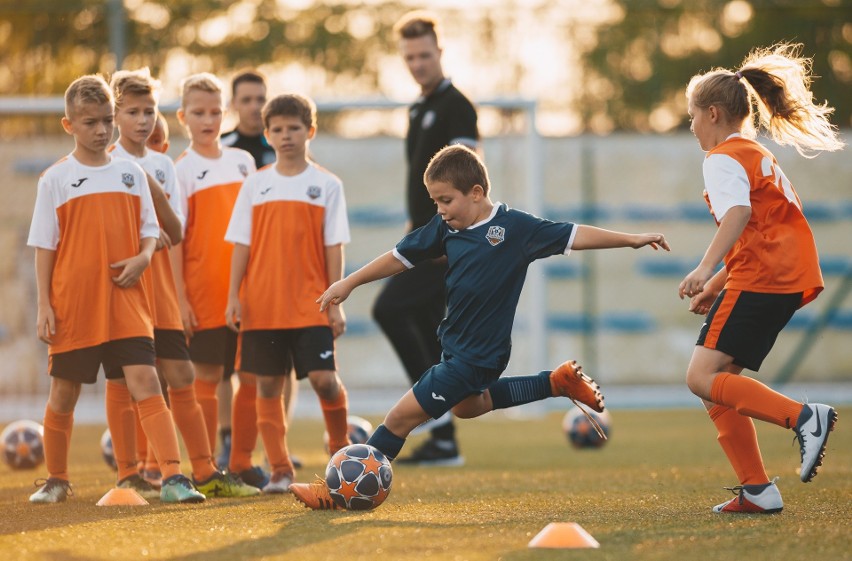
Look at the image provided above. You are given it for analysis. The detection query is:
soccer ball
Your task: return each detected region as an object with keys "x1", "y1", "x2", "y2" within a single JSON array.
[
  {"x1": 325, "y1": 444, "x2": 393, "y2": 510},
  {"x1": 562, "y1": 406, "x2": 612, "y2": 449},
  {"x1": 100, "y1": 428, "x2": 117, "y2": 470},
  {"x1": 1, "y1": 420, "x2": 44, "y2": 470},
  {"x1": 323, "y1": 415, "x2": 374, "y2": 454}
]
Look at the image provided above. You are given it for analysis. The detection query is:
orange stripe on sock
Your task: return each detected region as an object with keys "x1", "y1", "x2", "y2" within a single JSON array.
[
  {"x1": 708, "y1": 404, "x2": 768, "y2": 485},
  {"x1": 711, "y1": 372, "x2": 803, "y2": 429},
  {"x1": 43, "y1": 405, "x2": 73, "y2": 482},
  {"x1": 256, "y1": 396, "x2": 293, "y2": 475},
  {"x1": 229, "y1": 381, "x2": 258, "y2": 473},
  {"x1": 320, "y1": 385, "x2": 349, "y2": 455},
  {"x1": 137, "y1": 395, "x2": 182, "y2": 480},
  {"x1": 704, "y1": 290, "x2": 740, "y2": 349},
  {"x1": 194, "y1": 378, "x2": 219, "y2": 454},
  {"x1": 106, "y1": 381, "x2": 139, "y2": 481},
  {"x1": 169, "y1": 385, "x2": 216, "y2": 481}
]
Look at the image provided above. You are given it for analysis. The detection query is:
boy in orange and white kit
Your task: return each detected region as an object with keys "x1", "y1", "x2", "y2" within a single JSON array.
[
  {"x1": 173, "y1": 73, "x2": 268, "y2": 488},
  {"x1": 27, "y1": 74, "x2": 204, "y2": 504},
  {"x1": 225, "y1": 93, "x2": 352, "y2": 493},
  {"x1": 108, "y1": 68, "x2": 259, "y2": 498}
]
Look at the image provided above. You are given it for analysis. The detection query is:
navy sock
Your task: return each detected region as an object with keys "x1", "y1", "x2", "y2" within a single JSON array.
[
  {"x1": 488, "y1": 371, "x2": 552, "y2": 410},
  {"x1": 366, "y1": 424, "x2": 407, "y2": 461}
]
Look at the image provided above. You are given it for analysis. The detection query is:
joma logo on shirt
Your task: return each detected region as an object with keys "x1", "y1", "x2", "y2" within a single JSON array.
[
  {"x1": 486, "y1": 225, "x2": 505, "y2": 246},
  {"x1": 197, "y1": 170, "x2": 209, "y2": 180},
  {"x1": 70, "y1": 177, "x2": 88, "y2": 188}
]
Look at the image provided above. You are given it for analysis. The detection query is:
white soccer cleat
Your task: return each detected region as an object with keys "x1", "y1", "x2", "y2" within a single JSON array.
[
  {"x1": 712, "y1": 478, "x2": 783, "y2": 514},
  {"x1": 29, "y1": 478, "x2": 73, "y2": 504},
  {"x1": 793, "y1": 403, "x2": 837, "y2": 483},
  {"x1": 262, "y1": 471, "x2": 294, "y2": 494}
]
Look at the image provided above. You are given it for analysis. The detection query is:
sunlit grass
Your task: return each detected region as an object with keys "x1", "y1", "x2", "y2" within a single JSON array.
[{"x1": 0, "y1": 407, "x2": 849, "y2": 561}]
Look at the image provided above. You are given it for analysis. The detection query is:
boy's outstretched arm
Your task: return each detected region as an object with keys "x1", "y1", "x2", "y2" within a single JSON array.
[
  {"x1": 572, "y1": 225, "x2": 670, "y2": 252},
  {"x1": 317, "y1": 250, "x2": 407, "y2": 311}
]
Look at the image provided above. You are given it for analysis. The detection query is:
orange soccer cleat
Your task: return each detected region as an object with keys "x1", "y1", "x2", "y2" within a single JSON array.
[
  {"x1": 289, "y1": 478, "x2": 340, "y2": 510},
  {"x1": 550, "y1": 360, "x2": 605, "y2": 413}
]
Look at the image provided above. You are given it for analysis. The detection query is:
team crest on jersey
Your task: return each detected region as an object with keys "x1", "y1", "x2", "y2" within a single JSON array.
[
  {"x1": 422, "y1": 110, "x2": 436, "y2": 129},
  {"x1": 307, "y1": 185, "x2": 321, "y2": 199},
  {"x1": 486, "y1": 225, "x2": 505, "y2": 246},
  {"x1": 155, "y1": 169, "x2": 166, "y2": 183},
  {"x1": 238, "y1": 164, "x2": 249, "y2": 177},
  {"x1": 121, "y1": 173, "x2": 135, "y2": 189}
]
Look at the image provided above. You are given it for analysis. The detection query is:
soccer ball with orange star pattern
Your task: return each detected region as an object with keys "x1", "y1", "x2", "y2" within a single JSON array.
[{"x1": 325, "y1": 444, "x2": 393, "y2": 510}]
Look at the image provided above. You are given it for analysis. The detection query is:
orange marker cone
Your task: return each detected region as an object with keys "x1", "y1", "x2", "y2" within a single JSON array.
[
  {"x1": 96, "y1": 487, "x2": 150, "y2": 506},
  {"x1": 528, "y1": 522, "x2": 600, "y2": 549}
]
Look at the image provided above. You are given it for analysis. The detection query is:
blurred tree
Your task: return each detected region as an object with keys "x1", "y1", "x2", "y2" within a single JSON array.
[
  {"x1": 0, "y1": 0, "x2": 407, "y2": 96},
  {"x1": 579, "y1": 0, "x2": 852, "y2": 132}
]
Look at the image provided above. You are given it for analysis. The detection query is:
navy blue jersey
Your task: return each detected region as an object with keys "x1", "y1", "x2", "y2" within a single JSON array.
[{"x1": 393, "y1": 203, "x2": 576, "y2": 370}]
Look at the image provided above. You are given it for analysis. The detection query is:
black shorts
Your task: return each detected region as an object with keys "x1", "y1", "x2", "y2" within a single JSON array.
[
  {"x1": 188, "y1": 327, "x2": 238, "y2": 373},
  {"x1": 49, "y1": 337, "x2": 156, "y2": 384},
  {"x1": 412, "y1": 353, "x2": 502, "y2": 419},
  {"x1": 697, "y1": 289, "x2": 802, "y2": 371},
  {"x1": 154, "y1": 329, "x2": 191, "y2": 361},
  {"x1": 240, "y1": 326, "x2": 335, "y2": 379}
]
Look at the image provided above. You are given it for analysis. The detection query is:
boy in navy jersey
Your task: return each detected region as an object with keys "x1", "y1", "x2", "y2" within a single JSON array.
[{"x1": 290, "y1": 145, "x2": 670, "y2": 509}]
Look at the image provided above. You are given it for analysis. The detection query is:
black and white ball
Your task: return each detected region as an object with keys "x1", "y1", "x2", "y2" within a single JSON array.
[{"x1": 562, "y1": 406, "x2": 612, "y2": 448}]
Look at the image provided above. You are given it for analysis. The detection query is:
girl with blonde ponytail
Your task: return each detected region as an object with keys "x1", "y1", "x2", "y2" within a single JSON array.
[{"x1": 679, "y1": 43, "x2": 841, "y2": 515}]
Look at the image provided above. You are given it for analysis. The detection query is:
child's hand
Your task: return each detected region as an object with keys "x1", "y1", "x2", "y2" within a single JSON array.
[
  {"x1": 688, "y1": 289, "x2": 716, "y2": 315},
  {"x1": 633, "y1": 233, "x2": 670, "y2": 251},
  {"x1": 678, "y1": 265, "x2": 714, "y2": 300},
  {"x1": 110, "y1": 253, "x2": 151, "y2": 288},
  {"x1": 179, "y1": 300, "x2": 198, "y2": 337},
  {"x1": 36, "y1": 304, "x2": 55, "y2": 344},
  {"x1": 156, "y1": 228, "x2": 173, "y2": 251},
  {"x1": 225, "y1": 296, "x2": 241, "y2": 333},
  {"x1": 317, "y1": 280, "x2": 352, "y2": 312},
  {"x1": 327, "y1": 304, "x2": 346, "y2": 339}
]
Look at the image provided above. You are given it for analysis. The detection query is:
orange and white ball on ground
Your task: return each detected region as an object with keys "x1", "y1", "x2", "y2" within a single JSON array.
[
  {"x1": 562, "y1": 406, "x2": 612, "y2": 449},
  {"x1": 325, "y1": 444, "x2": 392, "y2": 510},
  {"x1": 1, "y1": 420, "x2": 44, "y2": 470}
]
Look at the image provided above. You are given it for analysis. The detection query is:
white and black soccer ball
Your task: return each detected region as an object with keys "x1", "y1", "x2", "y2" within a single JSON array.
[
  {"x1": 325, "y1": 444, "x2": 392, "y2": 510},
  {"x1": 100, "y1": 428, "x2": 117, "y2": 470},
  {"x1": 1, "y1": 420, "x2": 44, "y2": 470},
  {"x1": 562, "y1": 406, "x2": 612, "y2": 449},
  {"x1": 323, "y1": 415, "x2": 374, "y2": 454}
]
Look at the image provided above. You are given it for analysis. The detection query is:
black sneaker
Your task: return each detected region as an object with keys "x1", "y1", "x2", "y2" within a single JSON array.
[
  {"x1": 237, "y1": 465, "x2": 270, "y2": 488},
  {"x1": 397, "y1": 438, "x2": 464, "y2": 467}
]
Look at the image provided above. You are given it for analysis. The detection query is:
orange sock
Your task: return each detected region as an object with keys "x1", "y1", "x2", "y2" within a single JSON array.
[
  {"x1": 145, "y1": 446, "x2": 159, "y2": 473},
  {"x1": 711, "y1": 373, "x2": 803, "y2": 429},
  {"x1": 193, "y1": 378, "x2": 219, "y2": 454},
  {"x1": 256, "y1": 395, "x2": 293, "y2": 475},
  {"x1": 320, "y1": 385, "x2": 349, "y2": 454},
  {"x1": 229, "y1": 381, "x2": 258, "y2": 473},
  {"x1": 43, "y1": 405, "x2": 73, "y2": 481},
  {"x1": 131, "y1": 403, "x2": 148, "y2": 471},
  {"x1": 105, "y1": 381, "x2": 139, "y2": 482},
  {"x1": 708, "y1": 404, "x2": 769, "y2": 485},
  {"x1": 168, "y1": 385, "x2": 216, "y2": 481},
  {"x1": 137, "y1": 395, "x2": 182, "y2": 480}
]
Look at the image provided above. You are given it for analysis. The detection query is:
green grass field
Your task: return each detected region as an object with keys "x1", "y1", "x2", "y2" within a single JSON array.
[{"x1": 0, "y1": 407, "x2": 849, "y2": 561}]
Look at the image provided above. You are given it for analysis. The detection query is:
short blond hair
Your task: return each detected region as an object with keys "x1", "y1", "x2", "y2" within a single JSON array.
[
  {"x1": 180, "y1": 72, "x2": 223, "y2": 108},
  {"x1": 394, "y1": 10, "x2": 441, "y2": 46},
  {"x1": 64, "y1": 74, "x2": 113, "y2": 118},
  {"x1": 110, "y1": 67, "x2": 161, "y2": 107}
]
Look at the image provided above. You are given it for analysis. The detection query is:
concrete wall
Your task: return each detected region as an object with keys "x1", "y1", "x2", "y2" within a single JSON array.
[{"x1": 1, "y1": 131, "x2": 849, "y2": 399}]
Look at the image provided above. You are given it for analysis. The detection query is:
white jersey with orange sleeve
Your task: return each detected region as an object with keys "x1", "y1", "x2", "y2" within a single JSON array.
[
  {"x1": 111, "y1": 143, "x2": 185, "y2": 331},
  {"x1": 27, "y1": 154, "x2": 159, "y2": 354},
  {"x1": 175, "y1": 147, "x2": 255, "y2": 331},
  {"x1": 225, "y1": 162, "x2": 350, "y2": 330},
  {"x1": 703, "y1": 134, "x2": 824, "y2": 307}
]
